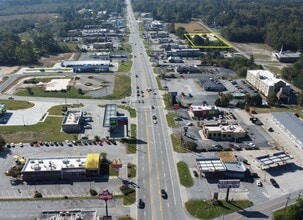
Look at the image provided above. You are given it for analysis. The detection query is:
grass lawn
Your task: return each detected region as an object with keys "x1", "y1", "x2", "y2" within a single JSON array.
[
  {"x1": 123, "y1": 191, "x2": 136, "y2": 206},
  {"x1": 109, "y1": 165, "x2": 119, "y2": 176},
  {"x1": 103, "y1": 75, "x2": 131, "y2": 99},
  {"x1": 254, "y1": 105, "x2": 303, "y2": 118},
  {"x1": 119, "y1": 217, "x2": 134, "y2": 220},
  {"x1": 117, "y1": 105, "x2": 136, "y2": 118},
  {"x1": 0, "y1": 99, "x2": 34, "y2": 110},
  {"x1": 127, "y1": 124, "x2": 137, "y2": 154},
  {"x1": 118, "y1": 60, "x2": 133, "y2": 72},
  {"x1": 0, "y1": 116, "x2": 75, "y2": 143},
  {"x1": 48, "y1": 104, "x2": 83, "y2": 115},
  {"x1": 166, "y1": 112, "x2": 177, "y2": 127},
  {"x1": 177, "y1": 161, "x2": 193, "y2": 187},
  {"x1": 15, "y1": 87, "x2": 88, "y2": 99},
  {"x1": 171, "y1": 134, "x2": 188, "y2": 153},
  {"x1": 273, "y1": 203, "x2": 299, "y2": 220},
  {"x1": 185, "y1": 200, "x2": 253, "y2": 219},
  {"x1": 163, "y1": 93, "x2": 173, "y2": 110},
  {"x1": 156, "y1": 76, "x2": 162, "y2": 90},
  {"x1": 127, "y1": 163, "x2": 136, "y2": 178}
]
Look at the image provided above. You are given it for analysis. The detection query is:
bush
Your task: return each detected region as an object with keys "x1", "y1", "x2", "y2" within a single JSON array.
[
  {"x1": 89, "y1": 188, "x2": 98, "y2": 196},
  {"x1": 64, "y1": 195, "x2": 68, "y2": 199},
  {"x1": 120, "y1": 185, "x2": 135, "y2": 196},
  {"x1": 34, "y1": 190, "x2": 42, "y2": 198}
]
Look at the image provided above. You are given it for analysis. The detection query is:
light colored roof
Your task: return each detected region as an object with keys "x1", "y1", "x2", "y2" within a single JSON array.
[
  {"x1": 63, "y1": 110, "x2": 82, "y2": 125},
  {"x1": 86, "y1": 154, "x2": 100, "y2": 170},
  {"x1": 256, "y1": 151, "x2": 293, "y2": 169},
  {"x1": 22, "y1": 156, "x2": 86, "y2": 172},
  {"x1": 272, "y1": 112, "x2": 303, "y2": 146},
  {"x1": 205, "y1": 124, "x2": 245, "y2": 133},
  {"x1": 248, "y1": 70, "x2": 282, "y2": 86},
  {"x1": 190, "y1": 105, "x2": 217, "y2": 111},
  {"x1": 196, "y1": 158, "x2": 226, "y2": 172},
  {"x1": 62, "y1": 60, "x2": 110, "y2": 67}
]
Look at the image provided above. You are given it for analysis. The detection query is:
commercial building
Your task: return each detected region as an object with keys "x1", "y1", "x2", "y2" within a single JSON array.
[
  {"x1": 40, "y1": 209, "x2": 97, "y2": 220},
  {"x1": 274, "y1": 50, "x2": 301, "y2": 63},
  {"x1": 92, "y1": 42, "x2": 113, "y2": 50},
  {"x1": 202, "y1": 79, "x2": 226, "y2": 92},
  {"x1": 201, "y1": 121, "x2": 246, "y2": 140},
  {"x1": 188, "y1": 105, "x2": 220, "y2": 119},
  {"x1": 271, "y1": 112, "x2": 303, "y2": 149},
  {"x1": 62, "y1": 110, "x2": 83, "y2": 133},
  {"x1": 196, "y1": 152, "x2": 247, "y2": 178},
  {"x1": 246, "y1": 70, "x2": 290, "y2": 97},
  {"x1": 166, "y1": 48, "x2": 201, "y2": 57},
  {"x1": 21, "y1": 154, "x2": 101, "y2": 182}
]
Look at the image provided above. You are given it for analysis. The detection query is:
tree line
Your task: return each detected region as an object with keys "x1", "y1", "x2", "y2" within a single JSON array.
[
  {"x1": 131, "y1": 0, "x2": 303, "y2": 51},
  {"x1": 0, "y1": 0, "x2": 125, "y2": 65}
]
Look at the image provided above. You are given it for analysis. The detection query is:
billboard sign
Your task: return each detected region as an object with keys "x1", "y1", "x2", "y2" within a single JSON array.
[
  {"x1": 99, "y1": 190, "x2": 113, "y2": 200},
  {"x1": 217, "y1": 179, "x2": 240, "y2": 189}
]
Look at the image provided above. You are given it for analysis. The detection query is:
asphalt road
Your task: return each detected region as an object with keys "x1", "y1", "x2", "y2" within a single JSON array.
[{"x1": 125, "y1": 1, "x2": 188, "y2": 219}]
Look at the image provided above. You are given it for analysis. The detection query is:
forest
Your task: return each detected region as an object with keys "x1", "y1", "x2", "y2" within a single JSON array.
[
  {"x1": 131, "y1": 0, "x2": 303, "y2": 51},
  {"x1": 0, "y1": 0, "x2": 124, "y2": 65}
]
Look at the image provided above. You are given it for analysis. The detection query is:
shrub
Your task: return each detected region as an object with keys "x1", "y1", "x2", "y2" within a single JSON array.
[
  {"x1": 34, "y1": 190, "x2": 42, "y2": 198},
  {"x1": 89, "y1": 189, "x2": 98, "y2": 196}
]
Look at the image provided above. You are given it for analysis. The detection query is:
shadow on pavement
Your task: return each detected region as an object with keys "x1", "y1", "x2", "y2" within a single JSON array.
[{"x1": 237, "y1": 210, "x2": 269, "y2": 218}]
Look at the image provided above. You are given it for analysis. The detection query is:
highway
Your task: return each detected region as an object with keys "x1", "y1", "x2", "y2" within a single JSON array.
[{"x1": 125, "y1": 0, "x2": 187, "y2": 220}]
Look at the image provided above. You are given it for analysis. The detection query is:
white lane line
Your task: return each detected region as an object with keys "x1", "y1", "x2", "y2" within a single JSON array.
[{"x1": 142, "y1": 166, "x2": 145, "y2": 171}]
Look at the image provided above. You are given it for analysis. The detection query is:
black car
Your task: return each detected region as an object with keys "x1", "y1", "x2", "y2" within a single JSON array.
[
  {"x1": 270, "y1": 178, "x2": 279, "y2": 187},
  {"x1": 193, "y1": 170, "x2": 199, "y2": 177},
  {"x1": 138, "y1": 199, "x2": 145, "y2": 209},
  {"x1": 161, "y1": 189, "x2": 167, "y2": 199}
]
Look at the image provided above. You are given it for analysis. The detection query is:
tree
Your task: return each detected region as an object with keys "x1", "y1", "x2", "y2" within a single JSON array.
[
  {"x1": 298, "y1": 92, "x2": 303, "y2": 107},
  {"x1": 0, "y1": 135, "x2": 6, "y2": 150},
  {"x1": 175, "y1": 27, "x2": 186, "y2": 39},
  {"x1": 267, "y1": 92, "x2": 278, "y2": 106}
]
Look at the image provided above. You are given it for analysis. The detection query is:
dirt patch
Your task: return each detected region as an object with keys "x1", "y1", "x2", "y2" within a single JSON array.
[
  {"x1": 0, "y1": 66, "x2": 19, "y2": 80},
  {"x1": 175, "y1": 21, "x2": 208, "y2": 33},
  {"x1": 39, "y1": 53, "x2": 77, "y2": 67}
]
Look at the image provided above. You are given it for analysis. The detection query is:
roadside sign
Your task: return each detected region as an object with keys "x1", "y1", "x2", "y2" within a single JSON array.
[
  {"x1": 111, "y1": 158, "x2": 122, "y2": 169},
  {"x1": 99, "y1": 190, "x2": 113, "y2": 200},
  {"x1": 217, "y1": 179, "x2": 240, "y2": 189}
]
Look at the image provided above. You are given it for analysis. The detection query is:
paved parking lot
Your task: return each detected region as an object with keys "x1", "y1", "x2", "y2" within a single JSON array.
[{"x1": 0, "y1": 141, "x2": 136, "y2": 199}]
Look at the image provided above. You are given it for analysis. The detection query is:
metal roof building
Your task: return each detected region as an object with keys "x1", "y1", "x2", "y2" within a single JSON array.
[{"x1": 271, "y1": 112, "x2": 303, "y2": 149}]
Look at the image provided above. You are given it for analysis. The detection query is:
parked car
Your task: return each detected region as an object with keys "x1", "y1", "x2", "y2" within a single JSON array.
[
  {"x1": 193, "y1": 170, "x2": 199, "y2": 177},
  {"x1": 152, "y1": 114, "x2": 157, "y2": 120},
  {"x1": 270, "y1": 178, "x2": 279, "y2": 187},
  {"x1": 256, "y1": 179, "x2": 263, "y2": 187},
  {"x1": 268, "y1": 127, "x2": 274, "y2": 132}
]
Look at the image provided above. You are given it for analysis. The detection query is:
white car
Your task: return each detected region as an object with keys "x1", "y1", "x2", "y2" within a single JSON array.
[
  {"x1": 153, "y1": 119, "x2": 157, "y2": 124},
  {"x1": 256, "y1": 179, "x2": 263, "y2": 187}
]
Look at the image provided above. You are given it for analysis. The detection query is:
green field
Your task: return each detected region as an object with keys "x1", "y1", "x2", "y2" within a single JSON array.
[
  {"x1": 0, "y1": 116, "x2": 75, "y2": 143},
  {"x1": 0, "y1": 100, "x2": 34, "y2": 110},
  {"x1": 177, "y1": 161, "x2": 193, "y2": 187},
  {"x1": 185, "y1": 200, "x2": 253, "y2": 219}
]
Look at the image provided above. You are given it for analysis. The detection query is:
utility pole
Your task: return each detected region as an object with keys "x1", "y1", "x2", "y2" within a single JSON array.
[{"x1": 285, "y1": 194, "x2": 290, "y2": 209}]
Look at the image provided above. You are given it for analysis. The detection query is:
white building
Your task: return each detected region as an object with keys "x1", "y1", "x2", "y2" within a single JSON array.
[
  {"x1": 62, "y1": 110, "x2": 83, "y2": 133},
  {"x1": 202, "y1": 122, "x2": 246, "y2": 140},
  {"x1": 246, "y1": 70, "x2": 290, "y2": 97}
]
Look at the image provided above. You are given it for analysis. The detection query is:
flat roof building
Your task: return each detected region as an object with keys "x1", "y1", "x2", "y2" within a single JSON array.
[
  {"x1": 196, "y1": 152, "x2": 246, "y2": 178},
  {"x1": 21, "y1": 154, "x2": 101, "y2": 182},
  {"x1": 274, "y1": 50, "x2": 301, "y2": 63},
  {"x1": 201, "y1": 121, "x2": 246, "y2": 141},
  {"x1": 167, "y1": 48, "x2": 201, "y2": 57},
  {"x1": 271, "y1": 112, "x2": 303, "y2": 149},
  {"x1": 40, "y1": 209, "x2": 97, "y2": 220},
  {"x1": 188, "y1": 105, "x2": 220, "y2": 119},
  {"x1": 246, "y1": 70, "x2": 290, "y2": 97},
  {"x1": 62, "y1": 110, "x2": 83, "y2": 133}
]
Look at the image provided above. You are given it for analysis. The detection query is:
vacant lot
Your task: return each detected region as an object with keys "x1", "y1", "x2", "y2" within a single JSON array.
[{"x1": 175, "y1": 21, "x2": 208, "y2": 33}]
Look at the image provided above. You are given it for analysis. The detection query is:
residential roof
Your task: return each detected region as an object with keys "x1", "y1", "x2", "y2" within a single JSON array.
[{"x1": 271, "y1": 112, "x2": 303, "y2": 147}]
